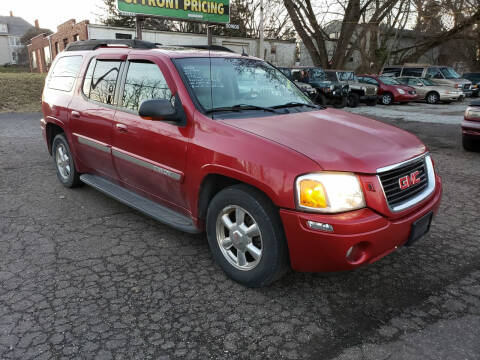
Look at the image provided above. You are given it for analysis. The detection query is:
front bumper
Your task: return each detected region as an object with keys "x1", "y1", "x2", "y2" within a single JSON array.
[
  {"x1": 280, "y1": 176, "x2": 442, "y2": 272},
  {"x1": 462, "y1": 120, "x2": 480, "y2": 139}
]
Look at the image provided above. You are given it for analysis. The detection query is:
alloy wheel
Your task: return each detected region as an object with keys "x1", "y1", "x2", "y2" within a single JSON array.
[
  {"x1": 215, "y1": 205, "x2": 263, "y2": 271},
  {"x1": 56, "y1": 144, "x2": 71, "y2": 180}
]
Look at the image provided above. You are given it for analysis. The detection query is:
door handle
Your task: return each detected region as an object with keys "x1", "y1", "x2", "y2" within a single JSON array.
[
  {"x1": 115, "y1": 123, "x2": 128, "y2": 132},
  {"x1": 71, "y1": 111, "x2": 81, "y2": 118}
]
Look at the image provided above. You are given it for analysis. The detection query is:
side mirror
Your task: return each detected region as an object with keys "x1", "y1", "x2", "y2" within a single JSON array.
[{"x1": 139, "y1": 99, "x2": 178, "y2": 122}]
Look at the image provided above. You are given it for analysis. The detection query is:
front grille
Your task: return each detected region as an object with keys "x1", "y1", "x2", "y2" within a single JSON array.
[
  {"x1": 378, "y1": 157, "x2": 428, "y2": 208},
  {"x1": 366, "y1": 88, "x2": 376, "y2": 95},
  {"x1": 463, "y1": 84, "x2": 471, "y2": 91}
]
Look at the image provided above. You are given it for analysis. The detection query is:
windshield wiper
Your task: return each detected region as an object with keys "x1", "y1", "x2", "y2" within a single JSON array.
[
  {"x1": 206, "y1": 104, "x2": 278, "y2": 114},
  {"x1": 272, "y1": 102, "x2": 319, "y2": 109}
]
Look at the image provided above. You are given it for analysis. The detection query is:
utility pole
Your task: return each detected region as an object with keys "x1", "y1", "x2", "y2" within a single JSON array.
[
  {"x1": 258, "y1": 0, "x2": 264, "y2": 59},
  {"x1": 207, "y1": 23, "x2": 213, "y2": 46},
  {"x1": 135, "y1": 15, "x2": 144, "y2": 40}
]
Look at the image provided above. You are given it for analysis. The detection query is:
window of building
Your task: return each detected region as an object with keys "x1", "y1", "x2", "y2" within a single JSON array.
[
  {"x1": 9, "y1": 36, "x2": 21, "y2": 46},
  {"x1": 115, "y1": 33, "x2": 133, "y2": 40},
  {"x1": 88, "y1": 60, "x2": 122, "y2": 105},
  {"x1": 73, "y1": 34, "x2": 79, "y2": 42},
  {"x1": 12, "y1": 52, "x2": 17, "y2": 63},
  {"x1": 0, "y1": 24, "x2": 8, "y2": 33},
  {"x1": 122, "y1": 61, "x2": 172, "y2": 112},
  {"x1": 63, "y1": 38, "x2": 69, "y2": 49},
  {"x1": 44, "y1": 46, "x2": 51, "y2": 65},
  {"x1": 401, "y1": 67, "x2": 424, "y2": 77},
  {"x1": 47, "y1": 56, "x2": 83, "y2": 92}
]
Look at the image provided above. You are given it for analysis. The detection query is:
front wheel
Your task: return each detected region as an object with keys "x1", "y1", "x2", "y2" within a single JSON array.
[
  {"x1": 206, "y1": 185, "x2": 289, "y2": 287},
  {"x1": 381, "y1": 93, "x2": 393, "y2": 105},
  {"x1": 426, "y1": 92, "x2": 439, "y2": 104},
  {"x1": 52, "y1": 134, "x2": 82, "y2": 188},
  {"x1": 347, "y1": 93, "x2": 360, "y2": 108}
]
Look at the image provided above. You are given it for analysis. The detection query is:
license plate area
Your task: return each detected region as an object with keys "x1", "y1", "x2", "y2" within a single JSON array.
[{"x1": 406, "y1": 212, "x2": 433, "y2": 247}]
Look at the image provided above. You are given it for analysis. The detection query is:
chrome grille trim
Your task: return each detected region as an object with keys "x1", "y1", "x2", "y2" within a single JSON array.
[{"x1": 377, "y1": 154, "x2": 436, "y2": 213}]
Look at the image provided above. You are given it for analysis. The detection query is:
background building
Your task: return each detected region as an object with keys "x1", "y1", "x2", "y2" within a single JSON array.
[
  {"x1": 0, "y1": 12, "x2": 33, "y2": 66},
  {"x1": 27, "y1": 19, "x2": 297, "y2": 73}
]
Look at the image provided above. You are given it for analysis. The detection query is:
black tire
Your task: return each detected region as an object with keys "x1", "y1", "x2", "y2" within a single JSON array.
[
  {"x1": 366, "y1": 98, "x2": 377, "y2": 106},
  {"x1": 381, "y1": 93, "x2": 393, "y2": 105},
  {"x1": 206, "y1": 184, "x2": 289, "y2": 287},
  {"x1": 52, "y1": 133, "x2": 82, "y2": 188},
  {"x1": 314, "y1": 92, "x2": 327, "y2": 106},
  {"x1": 347, "y1": 93, "x2": 360, "y2": 108},
  {"x1": 332, "y1": 96, "x2": 348, "y2": 109},
  {"x1": 426, "y1": 91, "x2": 440, "y2": 104},
  {"x1": 463, "y1": 135, "x2": 479, "y2": 152}
]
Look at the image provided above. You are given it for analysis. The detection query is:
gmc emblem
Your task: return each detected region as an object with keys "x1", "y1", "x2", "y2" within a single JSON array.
[{"x1": 399, "y1": 171, "x2": 420, "y2": 190}]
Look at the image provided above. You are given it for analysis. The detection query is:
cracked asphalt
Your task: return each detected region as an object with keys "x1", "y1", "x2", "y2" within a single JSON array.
[{"x1": 1, "y1": 111, "x2": 479, "y2": 360}]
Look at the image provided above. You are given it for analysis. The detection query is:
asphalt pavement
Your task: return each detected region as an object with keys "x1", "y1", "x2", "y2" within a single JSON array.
[{"x1": 0, "y1": 110, "x2": 479, "y2": 359}]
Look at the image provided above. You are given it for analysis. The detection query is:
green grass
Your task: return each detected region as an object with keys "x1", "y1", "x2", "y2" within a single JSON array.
[
  {"x1": 0, "y1": 65, "x2": 31, "y2": 73},
  {"x1": 0, "y1": 72, "x2": 46, "y2": 113}
]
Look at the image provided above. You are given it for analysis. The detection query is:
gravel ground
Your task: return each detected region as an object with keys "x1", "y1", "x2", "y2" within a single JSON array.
[
  {"x1": 0, "y1": 110, "x2": 479, "y2": 360},
  {"x1": 345, "y1": 101, "x2": 468, "y2": 124}
]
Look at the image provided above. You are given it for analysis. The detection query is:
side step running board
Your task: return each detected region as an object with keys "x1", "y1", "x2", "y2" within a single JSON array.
[{"x1": 80, "y1": 174, "x2": 201, "y2": 234}]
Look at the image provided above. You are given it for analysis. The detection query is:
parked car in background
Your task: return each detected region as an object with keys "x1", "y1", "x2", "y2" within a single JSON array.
[
  {"x1": 278, "y1": 67, "x2": 317, "y2": 99},
  {"x1": 282, "y1": 67, "x2": 349, "y2": 108},
  {"x1": 396, "y1": 77, "x2": 462, "y2": 104},
  {"x1": 357, "y1": 75, "x2": 418, "y2": 105},
  {"x1": 40, "y1": 39, "x2": 442, "y2": 287},
  {"x1": 462, "y1": 73, "x2": 480, "y2": 97},
  {"x1": 462, "y1": 101, "x2": 480, "y2": 151},
  {"x1": 381, "y1": 64, "x2": 473, "y2": 97},
  {"x1": 325, "y1": 70, "x2": 378, "y2": 107}
]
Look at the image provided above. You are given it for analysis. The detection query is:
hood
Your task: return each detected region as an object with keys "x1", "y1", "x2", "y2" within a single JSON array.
[{"x1": 221, "y1": 109, "x2": 426, "y2": 174}]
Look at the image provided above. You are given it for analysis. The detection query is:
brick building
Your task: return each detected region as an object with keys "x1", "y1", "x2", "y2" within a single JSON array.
[
  {"x1": 28, "y1": 19, "x2": 297, "y2": 73},
  {"x1": 27, "y1": 19, "x2": 89, "y2": 73}
]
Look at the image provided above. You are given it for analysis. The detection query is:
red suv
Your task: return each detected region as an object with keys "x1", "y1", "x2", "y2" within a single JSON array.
[
  {"x1": 41, "y1": 40, "x2": 442, "y2": 287},
  {"x1": 358, "y1": 74, "x2": 419, "y2": 105}
]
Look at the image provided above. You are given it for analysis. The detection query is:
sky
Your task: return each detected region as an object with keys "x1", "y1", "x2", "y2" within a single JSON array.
[{"x1": 0, "y1": 0, "x2": 105, "y2": 31}]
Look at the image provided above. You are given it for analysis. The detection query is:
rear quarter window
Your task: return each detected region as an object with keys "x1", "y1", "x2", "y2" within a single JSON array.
[
  {"x1": 47, "y1": 56, "x2": 83, "y2": 92},
  {"x1": 401, "y1": 68, "x2": 424, "y2": 77},
  {"x1": 382, "y1": 67, "x2": 402, "y2": 77}
]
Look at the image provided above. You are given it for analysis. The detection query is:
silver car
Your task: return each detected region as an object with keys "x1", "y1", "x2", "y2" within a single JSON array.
[{"x1": 396, "y1": 77, "x2": 463, "y2": 104}]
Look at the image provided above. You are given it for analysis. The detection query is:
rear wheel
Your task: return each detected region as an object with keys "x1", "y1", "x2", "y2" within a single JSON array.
[
  {"x1": 314, "y1": 92, "x2": 327, "y2": 106},
  {"x1": 381, "y1": 93, "x2": 393, "y2": 105},
  {"x1": 206, "y1": 185, "x2": 289, "y2": 287},
  {"x1": 332, "y1": 96, "x2": 348, "y2": 108},
  {"x1": 52, "y1": 134, "x2": 82, "y2": 188},
  {"x1": 426, "y1": 92, "x2": 440, "y2": 104},
  {"x1": 347, "y1": 93, "x2": 360, "y2": 108}
]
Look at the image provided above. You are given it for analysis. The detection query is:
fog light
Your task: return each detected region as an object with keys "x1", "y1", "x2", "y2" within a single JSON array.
[
  {"x1": 346, "y1": 243, "x2": 368, "y2": 264},
  {"x1": 307, "y1": 221, "x2": 333, "y2": 232}
]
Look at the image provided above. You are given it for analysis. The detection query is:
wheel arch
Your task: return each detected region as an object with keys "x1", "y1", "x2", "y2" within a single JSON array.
[{"x1": 46, "y1": 122, "x2": 65, "y2": 155}]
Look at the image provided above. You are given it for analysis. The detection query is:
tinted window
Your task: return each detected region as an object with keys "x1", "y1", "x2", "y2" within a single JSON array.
[
  {"x1": 439, "y1": 67, "x2": 461, "y2": 79},
  {"x1": 401, "y1": 67, "x2": 424, "y2": 77},
  {"x1": 426, "y1": 67, "x2": 443, "y2": 79},
  {"x1": 325, "y1": 72, "x2": 337, "y2": 82},
  {"x1": 122, "y1": 62, "x2": 172, "y2": 112},
  {"x1": 47, "y1": 56, "x2": 83, "y2": 92},
  {"x1": 362, "y1": 77, "x2": 379, "y2": 85},
  {"x1": 380, "y1": 76, "x2": 400, "y2": 85},
  {"x1": 89, "y1": 60, "x2": 121, "y2": 105}
]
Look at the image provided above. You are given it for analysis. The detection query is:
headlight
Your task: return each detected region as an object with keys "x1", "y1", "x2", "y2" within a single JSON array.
[
  {"x1": 296, "y1": 172, "x2": 366, "y2": 213},
  {"x1": 361, "y1": 86, "x2": 366, "y2": 91},
  {"x1": 398, "y1": 89, "x2": 405, "y2": 94},
  {"x1": 465, "y1": 106, "x2": 480, "y2": 121}
]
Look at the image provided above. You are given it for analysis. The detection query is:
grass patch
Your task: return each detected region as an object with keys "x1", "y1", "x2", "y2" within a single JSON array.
[
  {"x1": 0, "y1": 65, "x2": 31, "y2": 73},
  {"x1": 0, "y1": 72, "x2": 46, "y2": 113}
]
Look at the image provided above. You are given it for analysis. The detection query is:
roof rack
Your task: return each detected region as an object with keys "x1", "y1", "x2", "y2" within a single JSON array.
[
  {"x1": 65, "y1": 39, "x2": 159, "y2": 51},
  {"x1": 181, "y1": 45, "x2": 235, "y2": 53}
]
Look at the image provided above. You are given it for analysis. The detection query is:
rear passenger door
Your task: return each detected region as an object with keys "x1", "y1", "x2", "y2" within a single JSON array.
[
  {"x1": 69, "y1": 55, "x2": 125, "y2": 180},
  {"x1": 112, "y1": 56, "x2": 191, "y2": 213}
]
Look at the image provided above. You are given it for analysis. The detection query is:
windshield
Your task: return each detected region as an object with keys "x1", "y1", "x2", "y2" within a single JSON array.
[
  {"x1": 379, "y1": 76, "x2": 400, "y2": 85},
  {"x1": 338, "y1": 72, "x2": 354, "y2": 81},
  {"x1": 175, "y1": 58, "x2": 312, "y2": 111},
  {"x1": 419, "y1": 78, "x2": 437, "y2": 86},
  {"x1": 439, "y1": 67, "x2": 461, "y2": 79}
]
